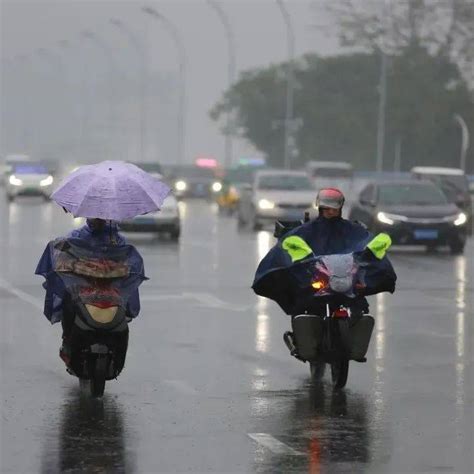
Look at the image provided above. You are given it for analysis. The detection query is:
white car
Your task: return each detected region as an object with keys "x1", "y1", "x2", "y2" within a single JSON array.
[
  {"x1": 119, "y1": 194, "x2": 181, "y2": 240},
  {"x1": 6, "y1": 161, "x2": 54, "y2": 201},
  {"x1": 237, "y1": 169, "x2": 316, "y2": 230},
  {"x1": 1, "y1": 154, "x2": 31, "y2": 186},
  {"x1": 119, "y1": 162, "x2": 181, "y2": 240}
]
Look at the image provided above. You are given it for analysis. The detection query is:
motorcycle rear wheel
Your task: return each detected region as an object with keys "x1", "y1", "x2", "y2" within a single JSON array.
[
  {"x1": 330, "y1": 359, "x2": 349, "y2": 389},
  {"x1": 90, "y1": 357, "x2": 107, "y2": 398},
  {"x1": 310, "y1": 361, "x2": 326, "y2": 382}
]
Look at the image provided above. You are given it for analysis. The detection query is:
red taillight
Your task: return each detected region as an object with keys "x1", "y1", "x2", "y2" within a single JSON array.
[
  {"x1": 90, "y1": 300, "x2": 117, "y2": 309},
  {"x1": 333, "y1": 307, "x2": 349, "y2": 318}
]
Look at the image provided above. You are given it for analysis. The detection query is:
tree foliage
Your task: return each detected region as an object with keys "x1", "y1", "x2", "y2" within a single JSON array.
[
  {"x1": 327, "y1": 0, "x2": 474, "y2": 85},
  {"x1": 211, "y1": 48, "x2": 474, "y2": 171}
]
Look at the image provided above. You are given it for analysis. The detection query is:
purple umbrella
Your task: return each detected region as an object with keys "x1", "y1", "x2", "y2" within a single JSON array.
[{"x1": 51, "y1": 161, "x2": 171, "y2": 220}]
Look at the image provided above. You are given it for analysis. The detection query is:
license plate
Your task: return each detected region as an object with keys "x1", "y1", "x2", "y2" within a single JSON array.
[{"x1": 414, "y1": 229, "x2": 438, "y2": 240}]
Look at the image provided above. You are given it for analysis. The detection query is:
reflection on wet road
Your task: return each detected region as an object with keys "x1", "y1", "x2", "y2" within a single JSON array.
[
  {"x1": 41, "y1": 389, "x2": 136, "y2": 474},
  {"x1": 0, "y1": 198, "x2": 472, "y2": 473},
  {"x1": 249, "y1": 384, "x2": 379, "y2": 473}
]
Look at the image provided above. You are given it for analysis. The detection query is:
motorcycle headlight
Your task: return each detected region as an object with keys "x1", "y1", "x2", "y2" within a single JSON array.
[
  {"x1": 377, "y1": 212, "x2": 394, "y2": 225},
  {"x1": 212, "y1": 181, "x2": 222, "y2": 193},
  {"x1": 258, "y1": 199, "x2": 275, "y2": 210},
  {"x1": 175, "y1": 180, "x2": 187, "y2": 191},
  {"x1": 454, "y1": 212, "x2": 467, "y2": 226},
  {"x1": 40, "y1": 175, "x2": 54, "y2": 187},
  {"x1": 9, "y1": 175, "x2": 23, "y2": 186}
]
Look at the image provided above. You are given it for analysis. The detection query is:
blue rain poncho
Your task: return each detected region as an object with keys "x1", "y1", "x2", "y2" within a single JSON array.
[
  {"x1": 252, "y1": 216, "x2": 396, "y2": 315},
  {"x1": 35, "y1": 221, "x2": 146, "y2": 323}
]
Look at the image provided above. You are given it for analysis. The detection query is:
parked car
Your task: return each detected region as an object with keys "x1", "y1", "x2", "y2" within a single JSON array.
[
  {"x1": 237, "y1": 169, "x2": 316, "y2": 230},
  {"x1": 5, "y1": 161, "x2": 54, "y2": 201},
  {"x1": 349, "y1": 180, "x2": 468, "y2": 254},
  {"x1": 170, "y1": 165, "x2": 222, "y2": 199},
  {"x1": 119, "y1": 161, "x2": 181, "y2": 240}
]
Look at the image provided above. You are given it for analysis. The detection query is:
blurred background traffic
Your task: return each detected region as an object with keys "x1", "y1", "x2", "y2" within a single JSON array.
[{"x1": 1, "y1": 0, "x2": 473, "y2": 253}]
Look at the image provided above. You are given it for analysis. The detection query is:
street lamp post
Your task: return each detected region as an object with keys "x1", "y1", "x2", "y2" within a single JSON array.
[
  {"x1": 453, "y1": 114, "x2": 470, "y2": 171},
  {"x1": 208, "y1": 0, "x2": 236, "y2": 168},
  {"x1": 142, "y1": 6, "x2": 187, "y2": 166},
  {"x1": 376, "y1": 0, "x2": 390, "y2": 173},
  {"x1": 110, "y1": 18, "x2": 147, "y2": 161},
  {"x1": 376, "y1": 49, "x2": 388, "y2": 173},
  {"x1": 275, "y1": 0, "x2": 296, "y2": 170}
]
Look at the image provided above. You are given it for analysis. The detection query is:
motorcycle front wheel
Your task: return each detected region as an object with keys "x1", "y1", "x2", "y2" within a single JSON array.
[{"x1": 330, "y1": 318, "x2": 351, "y2": 389}]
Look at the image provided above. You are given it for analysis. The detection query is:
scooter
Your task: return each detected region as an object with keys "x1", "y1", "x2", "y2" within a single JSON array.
[
  {"x1": 54, "y1": 239, "x2": 141, "y2": 397},
  {"x1": 61, "y1": 293, "x2": 129, "y2": 397}
]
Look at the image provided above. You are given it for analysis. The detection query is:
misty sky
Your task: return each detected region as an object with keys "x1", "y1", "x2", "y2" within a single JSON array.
[{"x1": 1, "y1": 0, "x2": 340, "y2": 164}]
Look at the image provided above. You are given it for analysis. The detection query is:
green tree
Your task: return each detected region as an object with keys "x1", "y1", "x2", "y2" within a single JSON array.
[
  {"x1": 210, "y1": 65, "x2": 289, "y2": 167},
  {"x1": 212, "y1": 49, "x2": 473, "y2": 171}
]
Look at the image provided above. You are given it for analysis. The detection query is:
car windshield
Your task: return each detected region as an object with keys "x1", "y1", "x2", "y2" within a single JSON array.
[
  {"x1": 258, "y1": 175, "x2": 314, "y2": 191},
  {"x1": 12, "y1": 163, "x2": 48, "y2": 175},
  {"x1": 177, "y1": 167, "x2": 215, "y2": 179},
  {"x1": 133, "y1": 162, "x2": 162, "y2": 174},
  {"x1": 311, "y1": 168, "x2": 353, "y2": 178},
  {"x1": 419, "y1": 175, "x2": 469, "y2": 201},
  {"x1": 378, "y1": 183, "x2": 448, "y2": 205}
]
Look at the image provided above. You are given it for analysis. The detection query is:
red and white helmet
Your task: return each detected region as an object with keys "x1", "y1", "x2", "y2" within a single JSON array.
[{"x1": 315, "y1": 188, "x2": 345, "y2": 209}]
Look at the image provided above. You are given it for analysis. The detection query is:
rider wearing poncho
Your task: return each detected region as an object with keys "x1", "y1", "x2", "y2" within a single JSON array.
[
  {"x1": 35, "y1": 218, "x2": 146, "y2": 325},
  {"x1": 252, "y1": 188, "x2": 396, "y2": 316}
]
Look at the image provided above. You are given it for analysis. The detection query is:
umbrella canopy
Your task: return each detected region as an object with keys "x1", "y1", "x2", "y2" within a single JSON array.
[{"x1": 51, "y1": 161, "x2": 171, "y2": 220}]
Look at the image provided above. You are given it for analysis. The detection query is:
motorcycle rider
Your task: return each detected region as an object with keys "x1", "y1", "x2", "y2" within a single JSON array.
[
  {"x1": 35, "y1": 217, "x2": 145, "y2": 363},
  {"x1": 285, "y1": 188, "x2": 373, "y2": 317},
  {"x1": 253, "y1": 186, "x2": 396, "y2": 364}
]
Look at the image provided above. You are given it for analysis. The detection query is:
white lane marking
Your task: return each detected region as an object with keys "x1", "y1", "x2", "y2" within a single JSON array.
[
  {"x1": 163, "y1": 379, "x2": 199, "y2": 395},
  {"x1": 142, "y1": 292, "x2": 249, "y2": 312},
  {"x1": 248, "y1": 433, "x2": 304, "y2": 456},
  {"x1": 0, "y1": 277, "x2": 43, "y2": 310},
  {"x1": 141, "y1": 293, "x2": 185, "y2": 302},
  {"x1": 183, "y1": 292, "x2": 249, "y2": 312}
]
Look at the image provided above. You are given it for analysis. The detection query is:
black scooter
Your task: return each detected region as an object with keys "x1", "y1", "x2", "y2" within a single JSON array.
[
  {"x1": 52, "y1": 239, "x2": 139, "y2": 397},
  {"x1": 62, "y1": 295, "x2": 129, "y2": 397}
]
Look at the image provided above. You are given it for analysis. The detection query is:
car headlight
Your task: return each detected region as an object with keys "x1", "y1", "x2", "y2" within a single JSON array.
[
  {"x1": 212, "y1": 181, "x2": 222, "y2": 193},
  {"x1": 454, "y1": 212, "x2": 467, "y2": 226},
  {"x1": 40, "y1": 175, "x2": 54, "y2": 187},
  {"x1": 377, "y1": 212, "x2": 394, "y2": 225},
  {"x1": 9, "y1": 175, "x2": 23, "y2": 186},
  {"x1": 175, "y1": 180, "x2": 187, "y2": 191},
  {"x1": 258, "y1": 199, "x2": 275, "y2": 210}
]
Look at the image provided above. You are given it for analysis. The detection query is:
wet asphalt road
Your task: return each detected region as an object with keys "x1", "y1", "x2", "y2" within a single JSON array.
[{"x1": 0, "y1": 197, "x2": 472, "y2": 474}]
